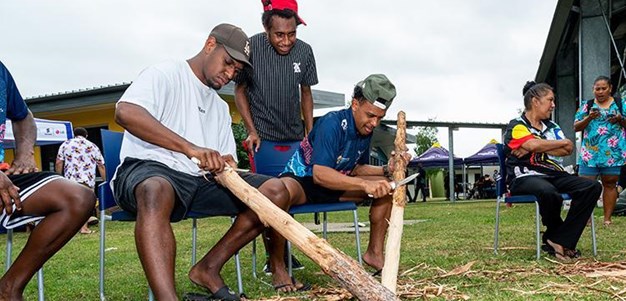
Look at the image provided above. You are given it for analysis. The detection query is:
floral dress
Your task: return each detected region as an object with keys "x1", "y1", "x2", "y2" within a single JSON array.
[{"x1": 575, "y1": 99, "x2": 626, "y2": 167}]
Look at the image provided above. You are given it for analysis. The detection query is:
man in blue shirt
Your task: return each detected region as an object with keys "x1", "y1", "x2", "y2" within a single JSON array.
[
  {"x1": 280, "y1": 74, "x2": 406, "y2": 275},
  {"x1": 0, "y1": 61, "x2": 96, "y2": 300}
]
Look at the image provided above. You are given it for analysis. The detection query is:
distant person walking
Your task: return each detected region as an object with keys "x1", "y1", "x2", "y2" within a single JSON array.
[
  {"x1": 55, "y1": 127, "x2": 105, "y2": 234},
  {"x1": 410, "y1": 163, "x2": 427, "y2": 202},
  {"x1": 574, "y1": 75, "x2": 626, "y2": 226}
]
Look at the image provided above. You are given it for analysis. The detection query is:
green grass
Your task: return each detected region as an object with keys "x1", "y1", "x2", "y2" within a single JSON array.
[{"x1": 3, "y1": 200, "x2": 625, "y2": 300}]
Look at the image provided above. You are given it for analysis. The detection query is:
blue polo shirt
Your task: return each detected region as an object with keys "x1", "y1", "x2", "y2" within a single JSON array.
[
  {"x1": 0, "y1": 61, "x2": 30, "y2": 162},
  {"x1": 283, "y1": 108, "x2": 371, "y2": 177}
]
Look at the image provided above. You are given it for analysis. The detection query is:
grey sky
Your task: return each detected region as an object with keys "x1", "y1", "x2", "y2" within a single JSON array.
[{"x1": 0, "y1": 0, "x2": 558, "y2": 157}]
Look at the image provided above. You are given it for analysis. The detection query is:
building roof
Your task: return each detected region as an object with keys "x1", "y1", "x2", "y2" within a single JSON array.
[
  {"x1": 535, "y1": 0, "x2": 576, "y2": 82},
  {"x1": 25, "y1": 81, "x2": 346, "y2": 113}
]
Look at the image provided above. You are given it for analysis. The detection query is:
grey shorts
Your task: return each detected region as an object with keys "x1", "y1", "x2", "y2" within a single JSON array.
[
  {"x1": 279, "y1": 173, "x2": 343, "y2": 203},
  {"x1": 114, "y1": 158, "x2": 272, "y2": 222}
]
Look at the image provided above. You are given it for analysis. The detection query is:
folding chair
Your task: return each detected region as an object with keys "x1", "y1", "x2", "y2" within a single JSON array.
[
  {"x1": 247, "y1": 141, "x2": 362, "y2": 278},
  {"x1": 5, "y1": 225, "x2": 45, "y2": 301},
  {"x1": 98, "y1": 129, "x2": 243, "y2": 300},
  {"x1": 493, "y1": 143, "x2": 597, "y2": 260}
]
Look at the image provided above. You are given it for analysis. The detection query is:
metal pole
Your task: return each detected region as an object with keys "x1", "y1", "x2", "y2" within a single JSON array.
[
  {"x1": 597, "y1": 0, "x2": 626, "y2": 79},
  {"x1": 462, "y1": 164, "x2": 467, "y2": 199},
  {"x1": 448, "y1": 127, "x2": 455, "y2": 202}
]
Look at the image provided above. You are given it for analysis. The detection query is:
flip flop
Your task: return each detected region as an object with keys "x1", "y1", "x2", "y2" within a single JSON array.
[
  {"x1": 182, "y1": 292, "x2": 211, "y2": 301},
  {"x1": 541, "y1": 244, "x2": 556, "y2": 256},
  {"x1": 274, "y1": 277, "x2": 311, "y2": 292},
  {"x1": 292, "y1": 277, "x2": 311, "y2": 292},
  {"x1": 273, "y1": 283, "x2": 292, "y2": 292},
  {"x1": 210, "y1": 286, "x2": 240, "y2": 301},
  {"x1": 371, "y1": 269, "x2": 383, "y2": 277},
  {"x1": 564, "y1": 248, "x2": 581, "y2": 259},
  {"x1": 189, "y1": 280, "x2": 240, "y2": 301}
]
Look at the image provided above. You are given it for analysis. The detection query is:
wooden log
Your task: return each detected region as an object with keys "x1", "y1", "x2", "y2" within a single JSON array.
[
  {"x1": 381, "y1": 111, "x2": 408, "y2": 292},
  {"x1": 215, "y1": 170, "x2": 399, "y2": 301}
]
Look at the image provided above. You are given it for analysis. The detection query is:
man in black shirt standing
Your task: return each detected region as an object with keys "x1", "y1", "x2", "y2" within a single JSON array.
[{"x1": 234, "y1": 0, "x2": 318, "y2": 289}]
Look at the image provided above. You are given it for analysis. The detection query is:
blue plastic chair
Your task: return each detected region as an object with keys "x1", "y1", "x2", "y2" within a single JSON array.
[
  {"x1": 97, "y1": 130, "x2": 243, "y2": 300},
  {"x1": 493, "y1": 143, "x2": 597, "y2": 259},
  {"x1": 248, "y1": 141, "x2": 362, "y2": 277}
]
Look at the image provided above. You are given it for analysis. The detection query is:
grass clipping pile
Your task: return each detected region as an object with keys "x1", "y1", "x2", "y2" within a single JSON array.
[{"x1": 251, "y1": 259, "x2": 626, "y2": 300}]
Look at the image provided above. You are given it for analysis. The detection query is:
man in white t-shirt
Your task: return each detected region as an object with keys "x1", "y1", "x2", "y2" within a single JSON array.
[{"x1": 112, "y1": 24, "x2": 299, "y2": 301}]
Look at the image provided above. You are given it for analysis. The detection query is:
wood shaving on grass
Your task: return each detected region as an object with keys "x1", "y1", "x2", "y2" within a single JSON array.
[{"x1": 249, "y1": 260, "x2": 626, "y2": 300}]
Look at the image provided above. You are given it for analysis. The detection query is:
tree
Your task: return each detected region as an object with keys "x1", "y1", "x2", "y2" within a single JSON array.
[
  {"x1": 231, "y1": 122, "x2": 251, "y2": 170},
  {"x1": 413, "y1": 120, "x2": 439, "y2": 156}
]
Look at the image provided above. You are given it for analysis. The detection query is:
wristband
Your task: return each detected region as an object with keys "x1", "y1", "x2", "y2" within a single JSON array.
[{"x1": 382, "y1": 164, "x2": 391, "y2": 177}]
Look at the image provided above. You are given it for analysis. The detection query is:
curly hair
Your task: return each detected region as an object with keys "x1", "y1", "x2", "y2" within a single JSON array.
[{"x1": 262, "y1": 8, "x2": 300, "y2": 29}]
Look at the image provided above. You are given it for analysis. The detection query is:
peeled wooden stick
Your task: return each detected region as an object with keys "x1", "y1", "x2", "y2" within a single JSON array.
[
  {"x1": 381, "y1": 111, "x2": 408, "y2": 292},
  {"x1": 214, "y1": 169, "x2": 400, "y2": 301}
]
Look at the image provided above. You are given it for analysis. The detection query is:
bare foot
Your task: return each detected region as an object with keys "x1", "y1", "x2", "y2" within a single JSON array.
[
  {"x1": 362, "y1": 252, "x2": 383, "y2": 271},
  {"x1": 272, "y1": 275, "x2": 309, "y2": 293},
  {"x1": 188, "y1": 263, "x2": 226, "y2": 295},
  {"x1": 546, "y1": 239, "x2": 574, "y2": 263},
  {"x1": 271, "y1": 268, "x2": 308, "y2": 293},
  {"x1": 79, "y1": 227, "x2": 93, "y2": 234},
  {"x1": 603, "y1": 220, "x2": 612, "y2": 227}
]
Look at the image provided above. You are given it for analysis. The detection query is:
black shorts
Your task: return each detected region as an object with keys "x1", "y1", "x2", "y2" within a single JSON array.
[
  {"x1": 280, "y1": 173, "x2": 343, "y2": 203},
  {"x1": 0, "y1": 172, "x2": 65, "y2": 229},
  {"x1": 113, "y1": 158, "x2": 272, "y2": 222}
]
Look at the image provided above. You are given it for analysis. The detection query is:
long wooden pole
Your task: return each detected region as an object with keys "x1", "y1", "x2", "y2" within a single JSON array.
[
  {"x1": 381, "y1": 111, "x2": 408, "y2": 292},
  {"x1": 216, "y1": 171, "x2": 399, "y2": 301}
]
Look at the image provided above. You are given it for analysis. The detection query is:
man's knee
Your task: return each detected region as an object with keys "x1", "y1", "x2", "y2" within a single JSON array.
[
  {"x1": 259, "y1": 178, "x2": 289, "y2": 210},
  {"x1": 134, "y1": 177, "x2": 175, "y2": 213},
  {"x1": 63, "y1": 183, "x2": 96, "y2": 215}
]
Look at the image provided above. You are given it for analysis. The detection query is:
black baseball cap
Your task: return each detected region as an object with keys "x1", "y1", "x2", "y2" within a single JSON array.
[{"x1": 209, "y1": 23, "x2": 252, "y2": 68}]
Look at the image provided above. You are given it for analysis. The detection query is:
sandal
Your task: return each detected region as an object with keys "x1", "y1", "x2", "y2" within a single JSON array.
[
  {"x1": 189, "y1": 280, "x2": 240, "y2": 301},
  {"x1": 541, "y1": 244, "x2": 556, "y2": 256},
  {"x1": 564, "y1": 248, "x2": 581, "y2": 258},
  {"x1": 182, "y1": 292, "x2": 211, "y2": 301},
  {"x1": 552, "y1": 251, "x2": 575, "y2": 263},
  {"x1": 209, "y1": 286, "x2": 240, "y2": 301}
]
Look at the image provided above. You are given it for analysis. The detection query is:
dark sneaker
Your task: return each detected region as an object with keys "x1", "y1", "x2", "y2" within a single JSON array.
[
  {"x1": 263, "y1": 261, "x2": 271, "y2": 275},
  {"x1": 290, "y1": 255, "x2": 305, "y2": 270}
]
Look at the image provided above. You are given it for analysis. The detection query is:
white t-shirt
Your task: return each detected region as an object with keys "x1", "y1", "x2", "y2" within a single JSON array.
[{"x1": 116, "y1": 60, "x2": 237, "y2": 176}]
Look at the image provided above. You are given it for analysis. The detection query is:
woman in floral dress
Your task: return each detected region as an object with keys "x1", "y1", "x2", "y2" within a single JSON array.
[{"x1": 574, "y1": 75, "x2": 626, "y2": 226}]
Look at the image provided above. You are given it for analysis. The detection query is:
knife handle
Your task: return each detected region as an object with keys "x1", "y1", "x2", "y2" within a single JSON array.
[{"x1": 367, "y1": 181, "x2": 396, "y2": 198}]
